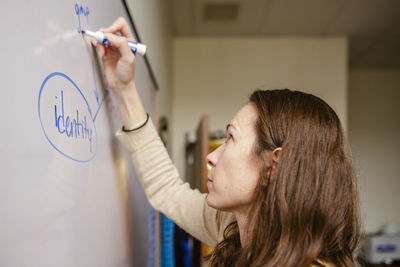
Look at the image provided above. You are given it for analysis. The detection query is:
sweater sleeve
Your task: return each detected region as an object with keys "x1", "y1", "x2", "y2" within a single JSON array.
[{"x1": 116, "y1": 119, "x2": 234, "y2": 248}]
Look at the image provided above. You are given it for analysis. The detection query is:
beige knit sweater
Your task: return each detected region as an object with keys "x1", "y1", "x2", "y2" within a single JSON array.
[{"x1": 116, "y1": 119, "x2": 334, "y2": 267}]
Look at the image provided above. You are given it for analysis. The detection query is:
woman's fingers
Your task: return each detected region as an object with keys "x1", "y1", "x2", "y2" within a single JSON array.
[
  {"x1": 92, "y1": 38, "x2": 106, "y2": 58},
  {"x1": 96, "y1": 19, "x2": 137, "y2": 91},
  {"x1": 104, "y1": 33, "x2": 134, "y2": 59},
  {"x1": 96, "y1": 42, "x2": 105, "y2": 59},
  {"x1": 101, "y1": 17, "x2": 135, "y2": 41}
]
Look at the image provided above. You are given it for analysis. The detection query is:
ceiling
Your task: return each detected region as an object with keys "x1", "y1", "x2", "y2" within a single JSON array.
[{"x1": 169, "y1": 0, "x2": 400, "y2": 69}]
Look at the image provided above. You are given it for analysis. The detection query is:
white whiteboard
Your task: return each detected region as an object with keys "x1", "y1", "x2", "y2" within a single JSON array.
[{"x1": 0, "y1": 0, "x2": 157, "y2": 266}]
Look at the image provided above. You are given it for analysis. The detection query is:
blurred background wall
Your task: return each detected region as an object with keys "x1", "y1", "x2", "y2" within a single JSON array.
[
  {"x1": 349, "y1": 70, "x2": 400, "y2": 232},
  {"x1": 127, "y1": 0, "x2": 399, "y2": 234}
]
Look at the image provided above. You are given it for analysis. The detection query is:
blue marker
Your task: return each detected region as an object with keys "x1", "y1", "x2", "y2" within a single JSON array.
[{"x1": 82, "y1": 30, "x2": 146, "y2": 56}]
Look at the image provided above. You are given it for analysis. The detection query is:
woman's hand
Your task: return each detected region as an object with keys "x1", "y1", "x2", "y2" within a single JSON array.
[
  {"x1": 97, "y1": 17, "x2": 136, "y2": 96},
  {"x1": 97, "y1": 17, "x2": 147, "y2": 130}
]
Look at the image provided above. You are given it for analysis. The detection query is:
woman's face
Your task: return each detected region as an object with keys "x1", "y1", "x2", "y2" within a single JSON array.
[{"x1": 206, "y1": 103, "x2": 261, "y2": 213}]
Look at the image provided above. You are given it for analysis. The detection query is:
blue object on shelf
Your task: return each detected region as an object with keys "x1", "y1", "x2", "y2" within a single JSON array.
[
  {"x1": 148, "y1": 207, "x2": 156, "y2": 267},
  {"x1": 161, "y1": 214, "x2": 175, "y2": 267}
]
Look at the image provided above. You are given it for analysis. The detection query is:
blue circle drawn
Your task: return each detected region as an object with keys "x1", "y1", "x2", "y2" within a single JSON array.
[{"x1": 38, "y1": 72, "x2": 97, "y2": 163}]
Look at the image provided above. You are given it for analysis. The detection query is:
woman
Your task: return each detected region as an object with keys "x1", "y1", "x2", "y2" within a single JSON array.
[{"x1": 97, "y1": 17, "x2": 361, "y2": 267}]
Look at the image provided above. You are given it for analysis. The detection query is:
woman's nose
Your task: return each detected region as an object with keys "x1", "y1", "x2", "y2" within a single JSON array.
[
  {"x1": 206, "y1": 145, "x2": 221, "y2": 168},
  {"x1": 206, "y1": 153, "x2": 215, "y2": 168}
]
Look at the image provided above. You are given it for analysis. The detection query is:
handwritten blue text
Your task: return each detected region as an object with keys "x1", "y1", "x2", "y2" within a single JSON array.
[{"x1": 54, "y1": 90, "x2": 93, "y2": 152}]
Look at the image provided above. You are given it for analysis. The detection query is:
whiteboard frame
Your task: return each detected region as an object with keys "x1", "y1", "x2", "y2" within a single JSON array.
[{"x1": 122, "y1": 0, "x2": 159, "y2": 91}]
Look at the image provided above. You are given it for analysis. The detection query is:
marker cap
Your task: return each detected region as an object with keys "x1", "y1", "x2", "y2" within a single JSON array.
[{"x1": 135, "y1": 43, "x2": 147, "y2": 56}]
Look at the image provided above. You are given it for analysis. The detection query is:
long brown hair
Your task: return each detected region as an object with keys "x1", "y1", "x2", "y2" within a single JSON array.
[{"x1": 208, "y1": 89, "x2": 361, "y2": 266}]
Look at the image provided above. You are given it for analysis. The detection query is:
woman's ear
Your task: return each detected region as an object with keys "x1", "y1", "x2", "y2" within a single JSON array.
[
  {"x1": 266, "y1": 148, "x2": 281, "y2": 183},
  {"x1": 272, "y1": 147, "x2": 282, "y2": 166},
  {"x1": 260, "y1": 148, "x2": 282, "y2": 186}
]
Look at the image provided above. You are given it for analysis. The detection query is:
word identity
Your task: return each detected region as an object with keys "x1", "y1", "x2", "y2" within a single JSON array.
[
  {"x1": 38, "y1": 72, "x2": 97, "y2": 162},
  {"x1": 54, "y1": 90, "x2": 93, "y2": 151}
]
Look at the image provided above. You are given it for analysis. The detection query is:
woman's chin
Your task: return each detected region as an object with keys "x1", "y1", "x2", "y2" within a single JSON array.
[
  {"x1": 206, "y1": 194, "x2": 218, "y2": 209},
  {"x1": 206, "y1": 194, "x2": 229, "y2": 211}
]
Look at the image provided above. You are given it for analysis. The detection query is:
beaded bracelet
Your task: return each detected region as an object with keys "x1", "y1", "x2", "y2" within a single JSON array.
[{"x1": 122, "y1": 113, "x2": 149, "y2": 132}]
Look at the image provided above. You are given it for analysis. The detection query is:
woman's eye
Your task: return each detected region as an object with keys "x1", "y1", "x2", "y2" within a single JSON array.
[{"x1": 226, "y1": 134, "x2": 233, "y2": 143}]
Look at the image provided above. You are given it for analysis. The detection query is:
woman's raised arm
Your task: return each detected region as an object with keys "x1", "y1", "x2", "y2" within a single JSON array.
[{"x1": 96, "y1": 17, "x2": 147, "y2": 130}]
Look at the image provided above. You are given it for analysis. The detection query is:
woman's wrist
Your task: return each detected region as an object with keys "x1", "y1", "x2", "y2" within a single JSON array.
[
  {"x1": 122, "y1": 113, "x2": 149, "y2": 132},
  {"x1": 114, "y1": 81, "x2": 148, "y2": 130}
]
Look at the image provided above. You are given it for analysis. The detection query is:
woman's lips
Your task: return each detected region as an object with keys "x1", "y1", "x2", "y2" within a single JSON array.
[{"x1": 207, "y1": 175, "x2": 213, "y2": 182}]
